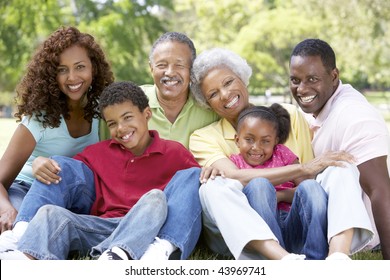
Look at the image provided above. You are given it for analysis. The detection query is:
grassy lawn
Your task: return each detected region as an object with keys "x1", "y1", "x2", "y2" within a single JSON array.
[{"x1": 0, "y1": 117, "x2": 18, "y2": 157}]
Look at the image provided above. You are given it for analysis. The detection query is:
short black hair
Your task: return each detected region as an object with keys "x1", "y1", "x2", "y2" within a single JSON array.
[
  {"x1": 290, "y1": 38, "x2": 336, "y2": 72},
  {"x1": 237, "y1": 103, "x2": 291, "y2": 144},
  {"x1": 99, "y1": 81, "x2": 149, "y2": 120}
]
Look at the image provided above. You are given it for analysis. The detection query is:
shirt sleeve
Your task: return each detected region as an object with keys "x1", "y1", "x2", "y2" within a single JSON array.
[
  {"x1": 21, "y1": 115, "x2": 45, "y2": 143},
  {"x1": 274, "y1": 144, "x2": 299, "y2": 165},
  {"x1": 335, "y1": 104, "x2": 389, "y2": 165},
  {"x1": 189, "y1": 126, "x2": 231, "y2": 167}
]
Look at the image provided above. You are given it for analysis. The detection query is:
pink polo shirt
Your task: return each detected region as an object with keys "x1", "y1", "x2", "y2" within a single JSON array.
[
  {"x1": 305, "y1": 81, "x2": 389, "y2": 164},
  {"x1": 74, "y1": 130, "x2": 200, "y2": 218},
  {"x1": 230, "y1": 144, "x2": 298, "y2": 211}
]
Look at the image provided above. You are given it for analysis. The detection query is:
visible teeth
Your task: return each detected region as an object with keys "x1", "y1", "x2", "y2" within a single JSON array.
[
  {"x1": 68, "y1": 83, "x2": 82, "y2": 90},
  {"x1": 122, "y1": 134, "x2": 130, "y2": 140},
  {"x1": 165, "y1": 80, "x2": 178, "y2": 86},
  {"x1": 300, "y1": 95, "x2": 315, "y2": 103},
  {"x1": 225, "y1": 96, "x2": 239, "y2": 108}
]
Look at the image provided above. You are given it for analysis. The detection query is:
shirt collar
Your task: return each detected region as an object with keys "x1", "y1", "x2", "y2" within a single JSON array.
[
  {"x1": 148, "y1": 85, "x2": 161, "y2": 109},
  {"x1": 108, "y1": 130, "x2": 165, "y2": 156}
]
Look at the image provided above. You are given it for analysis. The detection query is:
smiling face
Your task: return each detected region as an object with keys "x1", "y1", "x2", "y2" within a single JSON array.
[
  {"x1": 149, "y1": 41, "x2": 192, "y2": 102},
  {"x1": 235, "y1": 117, "x2": 278, "y2": 166},
  {"x1": 103, "y1": 101, "x2": 152, "y2": 156},
  {"x1": 289, "y1": 55, "x2": 339, "y2": 117},
  {"x1": 56, "y1": 45, "x2": 93, "y2": 105},
  {"x1": 201, "y1": 67, "x2": 250, "y2": 125}
]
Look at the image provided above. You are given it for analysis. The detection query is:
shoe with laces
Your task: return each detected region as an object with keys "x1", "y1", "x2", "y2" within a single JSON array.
[
  {"x1": 0, "y1": 230, "x2": 19, "y2": 253},
  {"x1": 98, "y1": 246, "x2": 129, "y2": 260},
  {"x1": 140, "y1": 237, "x2": 176, "y2": 260},
  {"x1": 0, "y1": 249, "x2": 31, "y2": 260},
  {"x1": 281, "y1": 253, "x2": 306, "y2": 260}
]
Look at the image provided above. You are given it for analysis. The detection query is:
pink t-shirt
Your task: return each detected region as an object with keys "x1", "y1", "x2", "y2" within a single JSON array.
[{"x1": 230, "y1": 144, "x2": 298, "y2": 211}]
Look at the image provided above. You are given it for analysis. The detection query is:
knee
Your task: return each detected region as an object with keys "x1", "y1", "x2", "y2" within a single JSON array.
[
  {"x1": 297, "y1": 180, "x2": 327, "y2": 209},
  {"x1": 35, "y1": 205, "x2": 67, "y2": 220},
  {"x1": 178, "y1": 167, "x2": 201, "y2": 178},
  {"x1": 200, "y1": 177, "x2": 240, "y2": 201},
  {"x1": 51, "y1": 155, "x2": 72, "y2": 164},
  {"x1": 146, "y1": 188, "x2": 165, "y2": 199},
  {"x1": 244, "y1": 178, "x2": 274, "y2": 197}
]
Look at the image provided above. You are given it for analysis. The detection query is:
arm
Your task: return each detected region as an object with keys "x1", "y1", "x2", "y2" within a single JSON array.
[
  {"x1": 210, "y1": 151, "x2": 355, "y2": 186},
  {"x1": 358, "y1": 156, "x2": 390, "y2": 259},
  {"x1": 0, "y1": 125, "x2": 36, "y2": 232}
]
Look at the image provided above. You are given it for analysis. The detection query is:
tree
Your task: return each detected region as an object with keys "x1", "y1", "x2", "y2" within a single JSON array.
[{"x1": 0, "y1": 0, "x2": 174, "y2": 94}]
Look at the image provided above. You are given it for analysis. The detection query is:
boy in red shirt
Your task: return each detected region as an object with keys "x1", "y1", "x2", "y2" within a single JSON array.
[{"x1": 0, "y1": 81, "x2": 202, "y2": 260}]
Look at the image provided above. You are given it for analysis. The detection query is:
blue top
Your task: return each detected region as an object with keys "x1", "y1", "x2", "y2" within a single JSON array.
[{"x1": 16, "y1": 114, "x2": 99, "y2": 185}]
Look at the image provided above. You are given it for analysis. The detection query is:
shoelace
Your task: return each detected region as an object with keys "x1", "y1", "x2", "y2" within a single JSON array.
[{"x1": 106, "y1": 249, "x2": 123, "y2": 260}]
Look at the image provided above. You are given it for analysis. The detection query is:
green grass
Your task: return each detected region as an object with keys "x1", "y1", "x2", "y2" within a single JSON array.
[{"x1": 0, "y1": 117, "x2": 18, "y2": 157}]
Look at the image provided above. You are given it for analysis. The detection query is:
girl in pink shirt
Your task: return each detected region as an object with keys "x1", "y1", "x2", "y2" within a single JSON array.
[
  {"x1": 230, "y1": 103, "x2": 300, "y2": 211},
  {"x1": 229, "y1": 104, "x2": 328, "y2": 259}
]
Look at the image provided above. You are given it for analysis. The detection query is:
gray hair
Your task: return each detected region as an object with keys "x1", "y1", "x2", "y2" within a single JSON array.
[
  {"x1": 149, "y1": 32, "x2": 196, "y2": 65},
  {"x1": 190, "y1": 48, "x2": 252, "y2": 109}
]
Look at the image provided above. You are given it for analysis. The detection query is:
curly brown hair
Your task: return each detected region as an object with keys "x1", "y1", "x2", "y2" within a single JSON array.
[{"x1": 14, "y1": 26, "x2": 114, "y2": 128}]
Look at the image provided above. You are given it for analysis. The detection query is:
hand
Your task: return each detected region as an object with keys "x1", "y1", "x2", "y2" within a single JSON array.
[
  {"x1": 0, "y1": 205, "x2": 17, "y2": 233},
  {"x1": 199, "y1": 166, "x2": 225, "y2": 184},
  {"x1": 32, "y1": 156, "x2": 62, "y2": 185},
  {"x1": 302, "y1": 150, "x2": 356, "y2": 177}
]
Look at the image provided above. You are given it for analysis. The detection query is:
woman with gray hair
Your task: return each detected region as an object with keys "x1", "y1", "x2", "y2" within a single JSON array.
[{"x1": 189, "y1": 48, "x2": 355, "y2": 260}]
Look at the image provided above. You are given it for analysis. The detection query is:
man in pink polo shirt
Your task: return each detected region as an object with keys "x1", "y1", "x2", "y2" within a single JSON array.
[{"x1": 289, "y1": 38, "x2": 390, "y2": 259}]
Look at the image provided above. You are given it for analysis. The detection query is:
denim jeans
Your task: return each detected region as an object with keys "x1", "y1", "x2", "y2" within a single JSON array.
[
  {"x1": 8, "y1": 181, "x2": 31, "y2": 211},
  {"x1": 243, "y1": 178, "x2": 328, "y2": 260},
  {"x1": 157, "y1": 167, "x2": 202, "y2": 260},
  {"x1": 15, "y1": 156, "x2": 202, "y2": 260},
  {"x1": 15, "y1": 155, "x2": 96, "y2": 224},
  {"x1": 18, "y1": 189, "x2": 167, "y2": 260}
]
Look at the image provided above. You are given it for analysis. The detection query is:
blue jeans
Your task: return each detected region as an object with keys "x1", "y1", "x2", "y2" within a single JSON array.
[
  {"x1": 18, "y1": 190, "x2": 167, "y2": 260},
  {"x1": 157, "y1": 167, "x2": 203, "y2": 260},
  {"x1": 15, "y1": 156, "x2": 202, "y2": 260},
  {"x1": 243, "y1": 178, "x2": 328, "y2": 260},
  {"x1": 8, "y1": 180, "x2": 31, "y2": 211},
  {"x1": 16, "y1": 156, "x2": 96, "y2": 224}
]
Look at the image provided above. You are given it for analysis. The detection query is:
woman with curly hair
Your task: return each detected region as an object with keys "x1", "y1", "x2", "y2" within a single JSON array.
[{"x1": 0, "y1": 26, "x2": 114, "y2": 233}]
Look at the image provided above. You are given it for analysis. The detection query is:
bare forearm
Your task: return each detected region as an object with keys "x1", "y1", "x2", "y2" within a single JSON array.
[{"x1": 226, "y1": 164, "x2": 305, "y2": 186}]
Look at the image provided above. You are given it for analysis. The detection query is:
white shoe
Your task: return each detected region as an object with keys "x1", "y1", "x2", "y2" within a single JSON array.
[
  {"x1": 281, "y1": 253, "x2": 306, "y2": 260},
  {"x1": 98, "y1": 246, "x2": 129, "y2": 260},
  {"x1": 0, "y1": 230, "x2": 19, "y2": 253},
  {"x1": 140, "y1": 237, "x2": 176, "y2": 260},
  {"x1": 0, "y1": 249, "x2": 30, "y2": 260},
  {"x1": 326, "y1": 252, "x2": 351, "y2": 260}
]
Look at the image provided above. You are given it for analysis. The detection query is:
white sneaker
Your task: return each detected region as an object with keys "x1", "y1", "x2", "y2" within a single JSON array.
[
  {"x1": 0, "y1": 249, "x2": 30, "y2": 260},
  {"x1": 140, "y1": 237, "x2": 176, "y2": 260},
  {"x1": 281, "y1": 253, "x2": 306, "y2": 260},
  {"x1": 0, "y1": 230, "x2": 19, "y2": 253},
  {"x1": 326, "y1": 252, "x2": 352, "y2": 260},
  {"x1": 98, "y1": 246, "x2": 129, "y2": 260}
]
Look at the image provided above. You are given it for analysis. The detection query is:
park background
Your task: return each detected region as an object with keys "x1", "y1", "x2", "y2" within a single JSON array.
[{"x1": 0, "y1": 0, "x2": 389, "y2": 260}]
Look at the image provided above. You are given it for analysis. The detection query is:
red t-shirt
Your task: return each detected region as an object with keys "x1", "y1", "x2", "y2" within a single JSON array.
[{"x1": 73, "y1": 130, "x2": 200, "y2": 218}]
